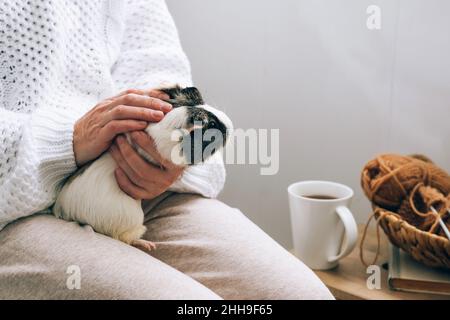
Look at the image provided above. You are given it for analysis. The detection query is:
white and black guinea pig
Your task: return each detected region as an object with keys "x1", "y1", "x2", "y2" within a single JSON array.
[{"x1": 53, "y1": 85, "x2": 233, "y2": 251}]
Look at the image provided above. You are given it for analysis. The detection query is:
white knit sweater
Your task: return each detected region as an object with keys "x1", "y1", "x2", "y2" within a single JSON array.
[{"x1": 0, "y1": 0, "x2": 225, "y2": 230}]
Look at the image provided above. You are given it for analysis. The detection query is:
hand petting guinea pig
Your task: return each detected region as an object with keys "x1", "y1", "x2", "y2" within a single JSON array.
[{"x1": 53, "y1": 85, "x2": 233, "y2": 252}]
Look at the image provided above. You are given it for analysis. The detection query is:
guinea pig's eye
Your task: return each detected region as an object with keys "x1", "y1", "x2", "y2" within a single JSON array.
[
  {"x1": 175, "y1": 128, "x2": 184, "y2": 141},
  {"x1": 209, "y1": 120, "x2": 216, "y2": 128}
]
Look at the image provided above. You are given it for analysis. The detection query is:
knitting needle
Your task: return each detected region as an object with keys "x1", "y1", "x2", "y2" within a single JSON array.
[{"x1": 430, "y1": 206, "x2": 450, "y2": 240}]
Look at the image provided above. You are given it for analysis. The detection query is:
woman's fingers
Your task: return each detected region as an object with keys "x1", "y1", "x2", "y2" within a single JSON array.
[
  {"x1": 109, "y1": 144, "x2": 142, "y2": 185},
  {"x1": 114, "y1": 135, "x2": 170, "y2": 184},
  {"x1": 101, "y1": 89, "x2": 172, "y2": 135},
  {"x1": 105, "y1": 105, "x2": 164, "y2": 124},
  {"x1": 112, "y1": 88, "x2": 170, "y2": 101},
  {"x1": 129, "y1": 131, "x2": 171, "y2": 168},
  {"x1": 111, "y1": 89, "x2": 145, "y2": 99},
  {"x1": 147, "y1": 89, "x2": 170, "y2": 101},
  {"x1": 109, "y1": 93, "x2": 172, "y2": 113},
  {"x1": 100, "y1": 120, "x2": 148, "y2": 141},
  {"x1": 114, "y1": 167, "x2": 148, "y2": 200},
  {"x1": 110, "y1": 143, "x2": 145, "y2": 187},
  {"x1": 73, "y1": 87, "x2": 172, "y2": 167},
  {"x1": 110, "y1": 134, "x2": 185, "y2": 200}
]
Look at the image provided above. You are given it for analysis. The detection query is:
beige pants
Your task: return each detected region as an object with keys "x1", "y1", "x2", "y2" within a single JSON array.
[{"x1": 0, "y1": 193, "x2": 333, "y2": 299}]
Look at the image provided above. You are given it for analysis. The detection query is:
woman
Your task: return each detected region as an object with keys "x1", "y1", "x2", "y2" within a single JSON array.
[{"x1": 0, "y1": 0, "x2": 332, "y2": 299}]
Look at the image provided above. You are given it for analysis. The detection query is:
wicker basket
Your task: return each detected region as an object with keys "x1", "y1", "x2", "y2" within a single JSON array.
[{"x1": 374, "y1": 206, "x2": 450, "y2": 269}]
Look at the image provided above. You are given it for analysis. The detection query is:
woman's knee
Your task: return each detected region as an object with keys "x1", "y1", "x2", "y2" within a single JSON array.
[
  {"x1": 220, "y1": 224, "x2": 334, "y2": 299},
  {"x1": 257, "y1": 260, "x2": 334, "y2": 300},
  {"x1": 220, "y1": 251, "x2": 334, "y2": 300}
]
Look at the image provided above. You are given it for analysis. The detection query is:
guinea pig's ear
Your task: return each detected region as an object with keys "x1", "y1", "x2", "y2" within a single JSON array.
[
  {"x1": 158, "y1": 84, "x2": 182, "y2": 100},
  {"x1": 181, "y1": 87, "x2": 204, "y2": 106},
  {"x1": 159, "y1": 84, "x2": 204, "y2": 107}
]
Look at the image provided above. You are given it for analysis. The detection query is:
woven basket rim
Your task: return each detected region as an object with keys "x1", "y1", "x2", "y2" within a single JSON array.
[{"x1": 374, "y1": 206, "x2": 450, "y2": 248}]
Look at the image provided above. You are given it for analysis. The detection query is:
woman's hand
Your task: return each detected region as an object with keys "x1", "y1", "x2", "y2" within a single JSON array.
[
  {"x1": 73, "y1": 89, "x2": 172, "y2": 166},
  {"x1": 110, "y1": 132, "x2": 184, "y2": 200}
]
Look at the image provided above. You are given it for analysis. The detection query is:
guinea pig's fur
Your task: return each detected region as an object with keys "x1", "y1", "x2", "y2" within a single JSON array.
[{"x1": 53, "y1": 85, "x2": 233, "y2": 250}]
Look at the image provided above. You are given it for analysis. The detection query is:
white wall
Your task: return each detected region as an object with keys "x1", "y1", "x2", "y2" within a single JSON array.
[{"x1": 166, "y1": 0, "x2": 450, "y2": 248}]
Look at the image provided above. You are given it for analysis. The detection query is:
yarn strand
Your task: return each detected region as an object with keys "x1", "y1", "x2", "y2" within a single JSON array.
[{"x1": 359, "y1": 209, "x2": 386, "y2": 267}]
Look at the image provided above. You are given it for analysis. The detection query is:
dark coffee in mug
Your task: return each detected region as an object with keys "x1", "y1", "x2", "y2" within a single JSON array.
[
  {"x1": 288, "y1": 180, "x2": 357, "y2": 270},
  {"x1": 302, "y1": 194, "x2": 338, "y2": 200}
]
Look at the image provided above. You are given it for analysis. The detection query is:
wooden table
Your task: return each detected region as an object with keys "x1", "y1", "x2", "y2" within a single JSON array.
[{"x1": 293, "y1": 225, "x2": 450, "y2": 300}]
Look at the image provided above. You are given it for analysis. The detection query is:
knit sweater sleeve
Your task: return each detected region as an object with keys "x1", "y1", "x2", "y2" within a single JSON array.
[
  {"x1": 0, "y1": 107, "x2": 78, "y2": 230},
  {"x1": 111, "y1": 0, "x2": 225, "y2": 198}
]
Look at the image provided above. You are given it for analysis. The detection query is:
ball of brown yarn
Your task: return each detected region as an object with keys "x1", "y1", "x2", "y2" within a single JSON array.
[
  {"x1": 397, "y1": 185, "x2": 447, "y2": 231},
  {"x1": 361, "y1": 154, "x2": 450, "y2": 211},
  {"x1": 360, "y1": 154, "x2": 450, "y2": 268}
]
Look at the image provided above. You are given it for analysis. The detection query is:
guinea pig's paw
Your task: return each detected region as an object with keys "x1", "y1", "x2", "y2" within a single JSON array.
[{"x1": 131, "y1": 239, "x2": 157, "y2": 252}]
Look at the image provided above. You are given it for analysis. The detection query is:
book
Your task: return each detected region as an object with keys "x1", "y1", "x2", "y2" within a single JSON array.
[{"x1": 388, "y1": 244, "x2": 450, "y2": 295}]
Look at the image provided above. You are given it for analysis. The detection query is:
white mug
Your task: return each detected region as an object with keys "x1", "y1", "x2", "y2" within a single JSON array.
[{"x1": 287, "y1": 180, "x2": 358, "y2": 270}]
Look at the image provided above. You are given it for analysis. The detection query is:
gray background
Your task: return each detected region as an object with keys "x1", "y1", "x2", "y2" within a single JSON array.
[{"x1": 166, "y1": 0, "x2": 450, "y2": 249}]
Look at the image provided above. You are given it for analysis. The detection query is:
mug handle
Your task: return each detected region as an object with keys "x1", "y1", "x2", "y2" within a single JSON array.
[{"x1": 328, "y1": 206, "x2": 358, "y2": 263}]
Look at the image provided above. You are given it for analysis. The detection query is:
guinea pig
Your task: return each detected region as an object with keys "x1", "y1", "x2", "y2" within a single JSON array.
[{"x1": 53, "y1": 85, "x2": 233, "y2": 251}]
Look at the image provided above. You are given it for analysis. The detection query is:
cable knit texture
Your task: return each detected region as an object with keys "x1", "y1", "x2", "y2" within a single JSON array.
[{"x1": 0, "y1": 0, "x2": 225, "y2": 230}]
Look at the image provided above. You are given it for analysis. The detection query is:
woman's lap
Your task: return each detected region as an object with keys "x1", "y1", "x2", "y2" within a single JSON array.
[
  {"x1": 144, "y1": 193, "x2": 333, "y2": 299},
  {"x1": 0, "y1": 194, "x2": 333, "y2": 299},
  {"x1": 0, "y1": 213, "x2": 219, "y2": 299}
]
